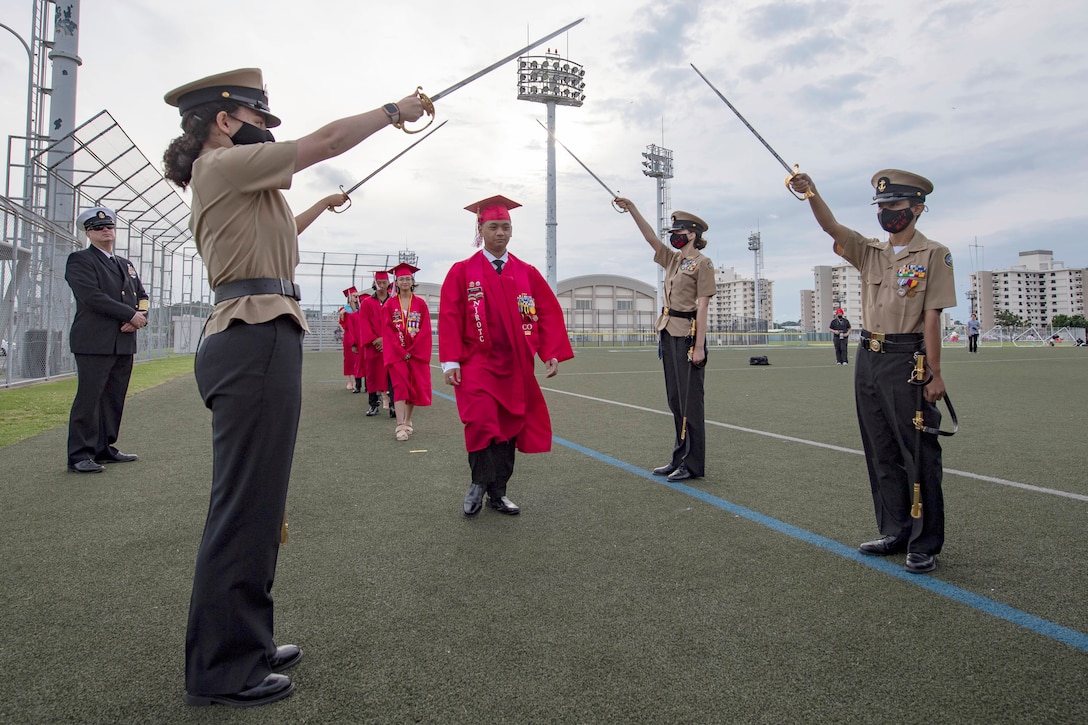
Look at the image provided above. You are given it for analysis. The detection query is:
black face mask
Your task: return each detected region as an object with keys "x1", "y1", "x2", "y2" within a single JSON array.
[
  {"x1": 878, "y1": 206, "x2": 915, "y2": 234},
  {"x1": 669, "y1": 232, "x2": 689, "y2": 249},
  {"x1": 230, "y1": 119, "x2": 275, "y2": 146}
]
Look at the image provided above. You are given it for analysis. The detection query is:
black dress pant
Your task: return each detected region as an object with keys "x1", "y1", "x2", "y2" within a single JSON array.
[
  {"x1": 854, "y1": 344, "x2": 944, "y2": 555},
  {"x1": 660, "y1": 331, "x2": 706, "y2": 477},
  {"x1": 186, "y1": 317, "x2": 303, "y2": 695},
  {"x1": 67, "y1": 353, "x2": 133, "y2": 464},
  {"x1": 833, "y1": 336, "x2": 849, "y2": 364},
  {"x1": 468, "y1": 439, "x2": 516, "y2": 499}
]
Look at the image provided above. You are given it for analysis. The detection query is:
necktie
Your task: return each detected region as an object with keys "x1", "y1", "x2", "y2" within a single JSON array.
[{"x1": 493, "y1": 259, "x2": 504, "y2": 275}]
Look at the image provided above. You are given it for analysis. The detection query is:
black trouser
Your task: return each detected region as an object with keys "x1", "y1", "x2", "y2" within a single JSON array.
[
  {"x1": 660, "y1": 331, "x2": 706, "y2": 477},
  {"x1": 968, "y1": 334, "x2": 979, "y2": 353},
  {"x1": 187, "y1": 317, "x2": 303, "y2": 695},
  {"x1": 67, "y1": 353, "x2": 133, "y2": 465},
  {"x1": 468, "y1": 439, "x2": 517, "y2": 499},
  {"x1": 854, "y1": 343, "x2": 944, "y2": 555},
  {"x1": 834, "y1": 336, "x2": 849, "y2": 364}
]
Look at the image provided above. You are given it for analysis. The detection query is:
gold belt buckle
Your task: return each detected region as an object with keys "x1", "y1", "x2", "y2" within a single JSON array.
[
  {"x1": 868, "y1": 332, "x2": 885, "y2": 353},
  {"x1": 663, "y1": 306, "x2": 670, "y2": 316}
]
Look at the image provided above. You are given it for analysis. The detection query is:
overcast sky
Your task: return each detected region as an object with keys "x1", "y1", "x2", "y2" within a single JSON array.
[{"x1": 2, "y1": 0, "x2": 1086, "y2": 321}]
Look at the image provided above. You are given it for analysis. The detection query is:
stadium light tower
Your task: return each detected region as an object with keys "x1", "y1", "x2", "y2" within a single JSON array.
[
  {"x1": 641, "y1": 143, "x2": 673, "y2": 314},
  {"x1": 517, "y1": 47, "x2": 585, "y2": 290},
  {"x1": 748, "y1": 230, "x2": 764, "y2": 331}
]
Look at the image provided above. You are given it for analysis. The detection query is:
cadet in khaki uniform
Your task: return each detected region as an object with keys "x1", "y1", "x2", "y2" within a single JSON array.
[
  {"x1": 163, "y1": 68, "x2": 423, "y2": 707},
  {"x1": 615, "y1": 199, "x2": 716, "y2": 482},
  {"x1": 790, "y1": 170, "x2": 955, "y2": 574}
]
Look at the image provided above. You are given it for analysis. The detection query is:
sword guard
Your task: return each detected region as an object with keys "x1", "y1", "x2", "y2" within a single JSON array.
[
  {"x1": 330, "y1": 185, "x2": 352, "y2": 214},
  {"x1": 397, "y1": 88, "x2": 435, "y2": 134},
  {"x1": 611, "y1": 197, "x2": 627, "y2": 213},
  {"x1": 785, "y1": 164, "x2": 815, "y2": 201}
]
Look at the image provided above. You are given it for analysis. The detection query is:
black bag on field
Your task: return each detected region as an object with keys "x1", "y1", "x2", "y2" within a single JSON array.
[{"x1": 749, "y1": 355, "x2": 770, "y2": 366}]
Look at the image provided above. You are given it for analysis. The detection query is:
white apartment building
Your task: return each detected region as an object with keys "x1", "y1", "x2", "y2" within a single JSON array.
[
  {"x1": 710, "y1": 266, "x2": 774, "y2": 331},
  {"x1": 801, "y1": 263, "x2": 862, "y2": 333},
  {"x1": 970, "y1": 250, "x2": 1085, "y2": 329}
]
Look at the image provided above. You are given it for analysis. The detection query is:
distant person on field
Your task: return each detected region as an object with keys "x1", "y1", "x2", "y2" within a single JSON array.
[
  {"x1": 967, "y1": 313, "x2": 981, "y2": 353},
  {"x1": 829, "y1": 308, "x2": 852, "y2": 365}
]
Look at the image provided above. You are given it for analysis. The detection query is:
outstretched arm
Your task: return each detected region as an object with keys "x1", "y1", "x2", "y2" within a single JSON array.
[
  {"x1": 614, "y1": 197, "x2": 665, "y2": 254},
  {"x1": 789, "y1": 173, "x2": 854, "y2": 254},
  {"x1": 295, "y1": 192, "x2": 349, "y2": 235}
]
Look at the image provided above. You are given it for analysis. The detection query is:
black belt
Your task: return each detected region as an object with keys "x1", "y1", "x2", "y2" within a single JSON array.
[
  {"x1": 860, "y1": 330, "x2": 923, "y2": 353},
  {"x1": 662, "y1": 307, "x2": 697, "y2": 319},
  {"x1": 214, "y1": 278, "x2": 301, "y2": 305}
]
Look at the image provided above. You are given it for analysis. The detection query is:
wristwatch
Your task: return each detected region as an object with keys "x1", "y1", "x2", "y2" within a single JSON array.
[{"x1": 383, "y1": 102, "x2": 401, "y2": 126}]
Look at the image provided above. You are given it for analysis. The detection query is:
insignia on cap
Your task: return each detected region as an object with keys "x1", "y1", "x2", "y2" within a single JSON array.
[{"x1": 876, "y1": 178, "x2": 889, "y2": 193}]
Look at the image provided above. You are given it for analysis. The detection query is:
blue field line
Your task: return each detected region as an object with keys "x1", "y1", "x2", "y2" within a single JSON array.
[
  {"x1": 551, "y1": 435, "x2": 1088, "y2": 654},
  {"x1": 432, "y1": 390, "x2": 1088, "y2": 652}
]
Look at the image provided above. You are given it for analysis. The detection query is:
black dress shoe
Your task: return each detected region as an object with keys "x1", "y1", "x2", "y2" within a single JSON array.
[
  {"x1": 904, "y1": 552, "x2": 938, "y2": 573},
  {"x1": 652, "y1": 463, "x2": 678, "y2": 476},
  {"x1": 463, "y1": 484, "x2": 485, "y2": 516},
  {"x1": 488, "y1": 495, "x2": 521, "y2": 515},
  {"x1": 95, "y1": 451, "x2": 138, "y2": 464},
  {"x1": 858, "y1": 535, "x2": 909, "y2": 556},
  {"x1": 389, "y1": 409, "x2": 397, "y2": 419},
  {"x1": 269, "y1": 644, "x2": 302, "y2": 672},
  {"x1": 68, "y1": 459, "x2": 104, "y2": 473},
  {"x1": 666, "y1": 465, "x2": 695, "y2": 482},
  {"x1": 185, "y1": 673, "x2": 295, "y2": 708},
  {"x1": 365, "y1": 405, "x2": 379, "y2": 416}
]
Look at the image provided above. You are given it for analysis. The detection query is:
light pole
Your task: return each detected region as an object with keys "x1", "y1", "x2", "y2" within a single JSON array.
[
  {"x1": 517, "y1": 48, "x2": 585, "y2": 290},
  {"x1": 641, "y1": 143, "x2": 673, "y2": 314},
  {"x1": 747, "y1": 231, "x2": 763, "y2": 331}
]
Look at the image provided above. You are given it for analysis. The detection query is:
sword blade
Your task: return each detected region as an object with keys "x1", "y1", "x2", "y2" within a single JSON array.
[
  {"x1": 430, "y1": 18, "x2": 585, "y2": 103},
  {"x1": 690, "y1": 63, "x2": 794, "y2": 175},
  {"x1": 343, "y1": 120, "x2": 448, "y2": 195},
  {"x1": 535, "y1": 119, "x2": 616, "y2": 199}
]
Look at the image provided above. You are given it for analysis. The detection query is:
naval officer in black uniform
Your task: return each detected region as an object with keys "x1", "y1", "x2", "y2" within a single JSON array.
[{"x1": 64, "y1": 206, "x2": 148, "y2": 473}]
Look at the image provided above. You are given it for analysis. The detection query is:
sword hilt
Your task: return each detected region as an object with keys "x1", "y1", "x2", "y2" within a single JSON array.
[
  {"x1": 910, "y1": 483, "x2": 922, "y2": 519},
  {"x1": 611, "y1": 198, "x2": 627, "y2": 214},
  {"x1": 330, "y1": 185, "x2": 353, "y2": 214},
  {"x1": 785, "y1": 164, "x2": 815, "y2": 201},
  {"x1": 396, "y1": 88, "x2": 435, "y2": 134}
]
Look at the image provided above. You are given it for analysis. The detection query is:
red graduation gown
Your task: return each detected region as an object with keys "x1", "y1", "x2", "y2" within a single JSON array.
[
  {"x1": 340, "y1": 306, "x2": 364, "y2": 377},
  {"x1": 438, "y1": 251, "x2": 573, "y2": 454},
  {"x1": 382, "y1": 294, "x2": 433, "y2": 406},
  {"x1": 358, "y1": 293, "x2": 389, "y2": 387}
]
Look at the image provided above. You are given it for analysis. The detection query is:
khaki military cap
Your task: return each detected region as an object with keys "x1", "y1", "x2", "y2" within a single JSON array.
[
  {"x1": 871, "y1": 169, "x2": 933, "y2": 204},
  {"x1": 164, "y1": 68, "x2": 281, "y2": 128},
  {"x1": 669, "y1": 211, "x2": 709, "y2": 234}
]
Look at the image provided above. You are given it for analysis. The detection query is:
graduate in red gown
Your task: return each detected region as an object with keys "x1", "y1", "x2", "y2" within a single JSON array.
[
  {"x1": 382, "y1": 263, "x2": 432, "y2": 441},
  {"x1": 359, "y1": 270, "x2": 393, "y2": 417},
  {"x1": 339, "y1": 286, "x2": 364, "y2": 392},
  {"x1": 439, "y1": 195, "x2": 574, "y2": 517}
]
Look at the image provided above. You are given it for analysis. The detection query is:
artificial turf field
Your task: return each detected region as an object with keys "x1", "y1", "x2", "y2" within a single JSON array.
[{"x1": 1, "y1": 343, "x2": 1086, "y2": 723}]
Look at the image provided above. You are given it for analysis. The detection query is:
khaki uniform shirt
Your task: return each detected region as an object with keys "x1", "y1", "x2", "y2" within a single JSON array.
[
  {"x1": 838, "y1": 228, "x2": 955, "y2": 334},
  {"x1": 654, "y1": 245, "x2": 716, "y2": 336},
  {"x1": 190, "y1": 141, "x2": 307, "y2": 337}
]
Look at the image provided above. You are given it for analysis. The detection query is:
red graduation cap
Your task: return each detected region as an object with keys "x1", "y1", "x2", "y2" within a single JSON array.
[
  {"x1": 343, "y1": 286, "x2": 358, "y2": 297},
  {"x1": 465, "y1": 195, "x2": 521, "y2": 224},
  {"x1": 388, "y1": 263, "x2": 420, "y2": 278},
  {"x1": 373, "y1": 270, "x2": 389, "y2": 281}
]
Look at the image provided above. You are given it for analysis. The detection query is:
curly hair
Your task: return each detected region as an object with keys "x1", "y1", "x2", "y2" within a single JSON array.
[
  {"x1": 162, "y1": 101, "x2": 238, "y2": 189},
  {"x1": 694, "y1": 234, "x2": 707, "y2": 250}
]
